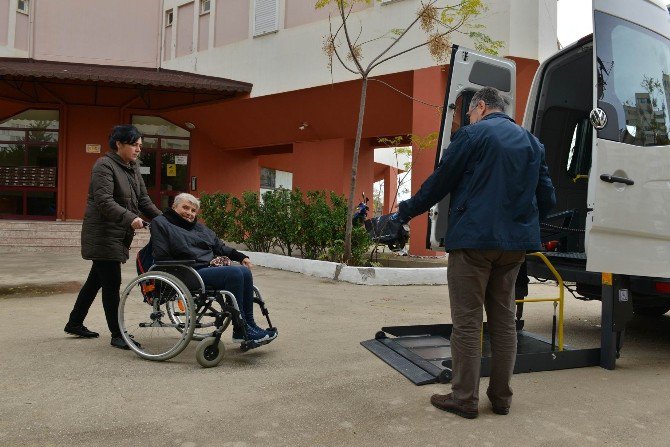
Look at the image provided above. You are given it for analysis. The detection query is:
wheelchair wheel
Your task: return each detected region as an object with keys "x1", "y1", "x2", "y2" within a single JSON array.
[
  {"x1": 167, "y1": 295, "x2": 232, "y2": 341},
  {"x1": 119, "y1": 272, "x2": 196, "y2": 361},
  {"x1": 195, "y1": 337, "x2": 225, "y2": 368}
]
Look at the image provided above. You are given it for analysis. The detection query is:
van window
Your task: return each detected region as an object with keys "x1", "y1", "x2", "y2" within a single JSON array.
[
  {"x1": 450, "y1": 90, "x2": 475, "y2": 138},
  {"x1": 595, "y1": 11, "x2": 670, "y2": 146}
]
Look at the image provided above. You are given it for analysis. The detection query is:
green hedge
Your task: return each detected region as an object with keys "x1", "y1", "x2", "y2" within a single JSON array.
[{"x1": 199, "y1": 188, "x2": 372, "y2": 266}]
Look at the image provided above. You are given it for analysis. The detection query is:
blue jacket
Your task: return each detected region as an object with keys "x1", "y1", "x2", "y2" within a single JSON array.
[{"x1": 399, "y1": 112, "x2": 555, "y2": 251}]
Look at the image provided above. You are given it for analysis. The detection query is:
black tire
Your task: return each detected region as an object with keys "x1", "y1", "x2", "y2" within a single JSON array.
[{"x1": 632, "y1": 303, "x2": 670, "y2": 317}]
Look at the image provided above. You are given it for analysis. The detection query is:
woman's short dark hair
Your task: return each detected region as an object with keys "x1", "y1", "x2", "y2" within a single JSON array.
[{"x1": 108, "y1": 125, "x2": 142, "y2": 151}]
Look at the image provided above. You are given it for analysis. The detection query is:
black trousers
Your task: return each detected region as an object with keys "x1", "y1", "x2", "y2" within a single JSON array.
[{"x1": 67, "y1": 260, "x2": 122, "y2": 337}]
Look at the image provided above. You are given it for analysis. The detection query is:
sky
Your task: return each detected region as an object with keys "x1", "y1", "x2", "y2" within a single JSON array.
[{"x1": 557, "y1": 0, "x2": 594, "y2": 47}]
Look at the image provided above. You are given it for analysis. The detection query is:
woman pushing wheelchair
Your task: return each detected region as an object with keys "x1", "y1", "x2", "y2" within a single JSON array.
[{"x1": 150, "y1": 193, "x2": 277, "y2": 345}]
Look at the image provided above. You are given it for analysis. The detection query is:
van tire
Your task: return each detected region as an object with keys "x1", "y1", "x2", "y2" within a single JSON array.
[{"x1": 632, "y1": 303, "x2": 670, "y2": 317}]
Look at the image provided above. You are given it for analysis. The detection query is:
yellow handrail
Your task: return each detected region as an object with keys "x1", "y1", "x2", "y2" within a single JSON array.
[{"x1": 515, "y1": 252, "x2": 564, "y2": 351}]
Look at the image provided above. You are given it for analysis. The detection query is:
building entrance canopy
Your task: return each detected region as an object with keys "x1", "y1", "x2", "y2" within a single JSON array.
[{"x1": 0, "y1": 58, "x2": 252, "y2": 110}]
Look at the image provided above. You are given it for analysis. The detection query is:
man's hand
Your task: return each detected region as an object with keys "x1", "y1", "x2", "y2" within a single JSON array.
[
  {"x1": 390, "y1": 212, "x2": 409, "y2": 225},
  {"x1": 131, "y1": 217, "x2": 145, "y2": 230},
  {"x1": 241, "y1": 258, "x2": 253, "y2": 269}
]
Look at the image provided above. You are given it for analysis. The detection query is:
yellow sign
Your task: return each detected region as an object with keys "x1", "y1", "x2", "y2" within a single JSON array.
[
  {"x1": 602, "y1": 272, "x2": 613, "y2": 286},
  {"x1": 85, "y1": 144, "x2": 101, "y2": 154},
  {"x1": 166, "y1": 164, "x2": 177, "y2": 177}
]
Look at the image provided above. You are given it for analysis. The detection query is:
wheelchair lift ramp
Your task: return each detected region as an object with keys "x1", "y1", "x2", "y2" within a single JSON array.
[{"x1": 361, "y1": 324, "x2": 601, "y2": 386}]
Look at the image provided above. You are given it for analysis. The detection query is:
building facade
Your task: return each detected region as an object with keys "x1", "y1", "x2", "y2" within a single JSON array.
[{"x1": 0, "y1": 0, "x2": 557, "y2": 255}]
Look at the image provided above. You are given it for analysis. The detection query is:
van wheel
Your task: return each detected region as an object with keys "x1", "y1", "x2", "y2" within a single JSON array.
[{"x1": 632, "y1": 303, "x2": 670, "y2": 317}]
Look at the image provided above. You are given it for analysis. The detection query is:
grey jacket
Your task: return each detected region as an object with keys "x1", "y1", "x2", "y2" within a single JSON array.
[{"x1": 81, "y1": 151, "x2": 161, "y2": 262}]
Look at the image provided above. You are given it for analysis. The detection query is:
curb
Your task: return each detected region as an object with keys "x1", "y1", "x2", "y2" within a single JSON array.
[{"x1": 248, "y1": 252, "x2": 448, "y2": 286}]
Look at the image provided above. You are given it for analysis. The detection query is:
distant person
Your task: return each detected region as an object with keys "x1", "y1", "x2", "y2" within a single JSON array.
[
  {"x1": 150, "y1": 193, "x2": 277, "y2": 345},
  {"x1": 64, "y1": 125, "x2": 161, "y2": 349},
  {"x1": 394, "y1": 87, "x2": 555, "y2": 418}
]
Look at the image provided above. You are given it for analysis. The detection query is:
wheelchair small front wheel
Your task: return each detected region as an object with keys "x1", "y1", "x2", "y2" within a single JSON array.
[
  {"x1": 195, "y1": 337, "x2": 225, "y2": 367},
  {"x1": 119, "y1": 272, "x2": 195, "y2": 361}
]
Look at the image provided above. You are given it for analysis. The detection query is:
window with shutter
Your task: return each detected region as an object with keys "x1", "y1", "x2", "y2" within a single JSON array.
[{"x1": 254, "y1": 0, "x2": 279, "y2": 37}]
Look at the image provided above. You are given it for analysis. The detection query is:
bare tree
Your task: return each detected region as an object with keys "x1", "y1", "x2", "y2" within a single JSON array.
[{"x1": 317, "y1": 0, "x2": 502, "y2": 263}]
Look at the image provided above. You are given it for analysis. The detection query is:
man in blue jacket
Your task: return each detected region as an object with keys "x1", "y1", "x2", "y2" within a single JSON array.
[{"x1": 396, "y1": 87, "x2": 555, "y2": 419}]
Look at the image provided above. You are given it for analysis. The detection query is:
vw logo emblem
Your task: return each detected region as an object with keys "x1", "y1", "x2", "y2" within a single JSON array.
[{"x1": 590, "y1": 108, "x2": 608, "y2": 130}]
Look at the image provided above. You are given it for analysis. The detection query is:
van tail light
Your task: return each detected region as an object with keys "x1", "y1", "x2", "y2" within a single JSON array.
[
  {"x1": 542, "y1": 240, "x2": 559, "y2": 251},
  {"x1": 654, "y1": 282, "x2": 670, "y2": 294}
]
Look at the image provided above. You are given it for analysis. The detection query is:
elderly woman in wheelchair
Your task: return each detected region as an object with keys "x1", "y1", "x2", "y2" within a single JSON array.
[{"x1": 118, "y1": 193, "x2": 276, "y2": 367}]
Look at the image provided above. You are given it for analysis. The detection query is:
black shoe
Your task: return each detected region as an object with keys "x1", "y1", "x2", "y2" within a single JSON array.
[
  {"x1": 110, "y1": 335, "x2": 141, "y2": 350},
  {"x1": 64, "y1": 324, "x2": 99, "y2": 338},
  {"x1": 491, "y1": 405, "x2": 510, "y2": 415}
]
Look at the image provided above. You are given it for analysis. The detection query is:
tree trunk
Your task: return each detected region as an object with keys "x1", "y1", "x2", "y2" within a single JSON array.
[{"x1": 343, "y1": 76, "x2": 368, "y2": 264}]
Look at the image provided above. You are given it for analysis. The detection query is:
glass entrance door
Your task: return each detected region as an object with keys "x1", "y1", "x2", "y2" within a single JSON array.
[
  {"x1": 0, "y1": 110, "x2": 59, "y2": 220},
  {"x1": 132, "y1": 116, "x2": 190, "y2": 210},
  {"x1": 138, "y1": 145, "x2": 190, "y2": 210}
]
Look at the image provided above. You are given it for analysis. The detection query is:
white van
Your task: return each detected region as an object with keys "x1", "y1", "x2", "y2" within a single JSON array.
[{"x1": 429, "y1": 0, "x2": 670, "y2": 315}]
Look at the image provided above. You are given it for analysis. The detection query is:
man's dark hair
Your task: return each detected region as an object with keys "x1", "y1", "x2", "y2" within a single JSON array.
[
  {"x1": 108, "y1": 125, "x2": 142, "y2": 151},
  {"x1": 469, "y1": 87, "x2": 509, "y2": 113}
]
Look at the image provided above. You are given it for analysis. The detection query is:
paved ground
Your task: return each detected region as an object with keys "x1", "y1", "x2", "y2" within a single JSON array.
[{"x1": 1, "y1": 249, "x2": 670, "y2": 446}]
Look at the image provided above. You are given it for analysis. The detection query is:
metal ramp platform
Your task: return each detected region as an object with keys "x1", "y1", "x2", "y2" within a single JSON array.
[
  {"x1": 362, "y1": 323, "x2": 600, "y2": 386},
  {"x1": 362, "y1": 252, "x2": 631, "y2": 385}
]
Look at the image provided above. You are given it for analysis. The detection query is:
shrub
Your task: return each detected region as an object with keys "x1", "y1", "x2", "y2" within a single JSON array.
[
  {"x1": 261, "y1": 188, "x2": 303, "y2": 256},
  {"x1": 199, "y1": 189, "x2": 372, "y2": 265},
  {"x1": 199, "y1": 192, "x2": 237, "y2": 242},
  {"x1": 230, "y1": 191, "x2": 275, "y2": 253}
]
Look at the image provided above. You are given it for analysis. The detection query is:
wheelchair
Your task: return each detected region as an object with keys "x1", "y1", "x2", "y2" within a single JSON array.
[{"x1": 118, "y1": 243, "x2": 276, "y2": 367}]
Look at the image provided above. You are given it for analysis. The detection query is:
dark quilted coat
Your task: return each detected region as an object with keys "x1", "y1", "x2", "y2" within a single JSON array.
[{"x1": 81, "y1": 151, "x2": 161, "y2": 262}]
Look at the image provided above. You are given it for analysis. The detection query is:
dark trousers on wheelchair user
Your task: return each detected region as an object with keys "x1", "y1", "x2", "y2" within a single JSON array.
[{"x1": 196, "y1": 265, "x2": 276, "y2": 344}]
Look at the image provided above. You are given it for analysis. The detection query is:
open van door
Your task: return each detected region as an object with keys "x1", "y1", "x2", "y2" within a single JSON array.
[
  {"x1": 586, "y1": 0, "x2": 670, "y2": 277},
  {"x1": 427, "y1": 45, "x2": 515, "y2": 249}
]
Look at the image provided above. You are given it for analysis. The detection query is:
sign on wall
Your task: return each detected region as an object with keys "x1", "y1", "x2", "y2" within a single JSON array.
[{"x1": 86, "y1": 144, "x2": 101, "y2": 154}]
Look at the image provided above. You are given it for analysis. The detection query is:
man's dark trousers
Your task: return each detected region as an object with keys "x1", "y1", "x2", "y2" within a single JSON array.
[{"x1": 447, "y1": 249, "x2": 525, "y2": 410}]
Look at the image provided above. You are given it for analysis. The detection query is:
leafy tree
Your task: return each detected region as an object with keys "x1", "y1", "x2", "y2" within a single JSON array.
[{"x1": 317, "y1": 0, "x2": 502, "y2": 263}]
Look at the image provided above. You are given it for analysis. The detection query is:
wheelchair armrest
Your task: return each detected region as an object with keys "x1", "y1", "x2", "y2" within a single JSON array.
[{"x1": 153, "y1": 260, "x2": 197, "y2": 267}]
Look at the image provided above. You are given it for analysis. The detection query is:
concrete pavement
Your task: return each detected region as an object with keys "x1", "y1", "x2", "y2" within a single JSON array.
[{"x1": 1, "y1": 248, "x2": 670, "y2": 446}]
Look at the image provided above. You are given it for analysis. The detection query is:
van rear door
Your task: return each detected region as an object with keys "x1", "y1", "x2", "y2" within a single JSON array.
[
  {"x1": 427, "y1": 45, "x2": 516, "y2": 249},
  {"x1": 586, "y1": 0, "x2": 670, "y2": 277}
]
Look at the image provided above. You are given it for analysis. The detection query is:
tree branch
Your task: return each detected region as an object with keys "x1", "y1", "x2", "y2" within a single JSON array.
[
  {"x1": 333, "y1": 43, "x2": 360, "y2": 74},
  {"x1": 339, "y1": 2, "x2": 365, "y2": 74},
  {"x1": 365, "y1": 0, "x2": 439, "y2": 71},
  {"x1": 369, "y1": 14, "x2": 468, "y2": 71}
]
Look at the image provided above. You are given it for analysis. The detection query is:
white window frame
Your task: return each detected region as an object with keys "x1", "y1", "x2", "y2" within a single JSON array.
[
  {"x1": 17, "y1": 0, "x2": 29, "y2": 14},
  {"x1": 165, "y1": 9, "x2": 174, "y2": 27},
  {"x1": 252, "y1": 0, "x2": 280, "y2": 38},
  {"x1": 200, "y1": 0, "x2": 211, "y2": 15}
]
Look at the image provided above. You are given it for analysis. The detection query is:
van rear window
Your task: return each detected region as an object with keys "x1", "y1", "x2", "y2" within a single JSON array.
[{"x1": 595, "y1": 11, "x2": 670, "y2": 146}]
